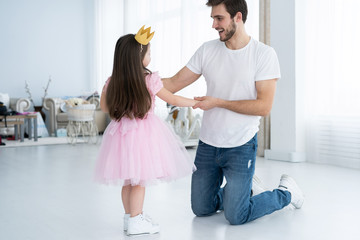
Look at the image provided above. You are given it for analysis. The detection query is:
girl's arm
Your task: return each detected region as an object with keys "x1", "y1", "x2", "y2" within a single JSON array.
[
  {"x1": 100, "y1": 85, "x2": 109, "y2": 113},
  {"x1": 193, "y1": 79, "x2": 277, "y2": 116},
  {"x1": 156, "y1": 87, "x2": 197, "y2": 107}
]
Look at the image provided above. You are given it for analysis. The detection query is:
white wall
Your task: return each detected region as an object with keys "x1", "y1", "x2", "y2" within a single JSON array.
[
  {"x1": 0, "y1": 0, "x2": 95, "y2": 106},
  {"x1": 264, "y1": 0, "x2": 306, "y2": 162}
]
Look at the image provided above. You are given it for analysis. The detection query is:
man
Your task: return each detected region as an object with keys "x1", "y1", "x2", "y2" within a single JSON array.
[{"x1": 163, "y1": 0, "x2": 304, "y2": 225}]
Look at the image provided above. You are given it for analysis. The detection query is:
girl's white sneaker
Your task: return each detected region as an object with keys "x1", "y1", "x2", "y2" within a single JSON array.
[
  {"x1": 124, "y1": 212, "x2": 157, "y2": 232},
  {"x1": 123, "y1": 214, "x2": 130, "y2": 232},
  {"x1": 127, "y1": 214, "x2": 160, "y2": 236}
]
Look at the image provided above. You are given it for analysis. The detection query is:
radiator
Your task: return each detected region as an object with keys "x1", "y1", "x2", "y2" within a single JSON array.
[{"x1": 307, "y1": 116, "x2": 360, "y2": 169}]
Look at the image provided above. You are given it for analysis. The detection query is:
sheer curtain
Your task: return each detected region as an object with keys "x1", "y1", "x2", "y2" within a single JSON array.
[
  {"x1": 304, "y1": 0, "x2": 360, "y2": 168},
  {"x1": 94, "y1": 0, "x2": 124, "y2": 93},
  {"x1": 96, "y1": 0, "x2": 259, "y2": 119}
]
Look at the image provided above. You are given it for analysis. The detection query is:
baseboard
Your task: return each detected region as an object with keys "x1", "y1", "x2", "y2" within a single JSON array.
[{"x1": 264, "y1": 150, "x2": 306, "y2": 163}]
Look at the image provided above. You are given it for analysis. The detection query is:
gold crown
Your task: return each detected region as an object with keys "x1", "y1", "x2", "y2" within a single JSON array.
[{"x1": 135, "y1": 25, "x2": 154, "y2": 45}]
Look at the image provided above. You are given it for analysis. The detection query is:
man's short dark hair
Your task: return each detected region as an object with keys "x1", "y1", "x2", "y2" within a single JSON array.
[{"x1": 206, "y1": 0, "x2": 248, "y2": 23}]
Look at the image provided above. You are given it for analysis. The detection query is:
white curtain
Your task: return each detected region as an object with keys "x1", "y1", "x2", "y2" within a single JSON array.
[
  {"x1": 304, "y1": 0, "x2": 360, "y2": 168},
  {"x1": 94, "y1": 0, "x2": 124, "y2": 93}
]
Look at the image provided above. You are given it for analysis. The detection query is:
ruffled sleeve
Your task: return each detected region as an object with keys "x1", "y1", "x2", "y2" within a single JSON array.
[{"x1": 145, "y1": 72, "x2": 163, "y2": 96}]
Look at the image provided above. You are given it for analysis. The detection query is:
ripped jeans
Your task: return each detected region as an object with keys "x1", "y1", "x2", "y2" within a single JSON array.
[{"x1": 191, "y1": 134, "x2": 291, "y2": 225}]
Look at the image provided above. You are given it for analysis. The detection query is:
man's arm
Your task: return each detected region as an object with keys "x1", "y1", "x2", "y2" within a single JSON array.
[
  {"x1": 162, "y1": 66, "x2": 202, "y2": 93},
  {"x1": 193, "y1": 79, "x2": 277, "y2": 116}
]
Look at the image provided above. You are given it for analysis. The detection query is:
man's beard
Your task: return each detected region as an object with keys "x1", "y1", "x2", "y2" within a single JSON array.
[{"x1": 220, "y1": 21, "x2": 236, "y2": 42}]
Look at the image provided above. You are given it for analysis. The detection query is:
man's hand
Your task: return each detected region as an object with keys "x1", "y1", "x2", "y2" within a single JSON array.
[
  {"x1": 193, "y1": 96, "x2": 220, "y2": 110},
  {"x1": 193, "y1": 79, "x2": 277, "y2": 116}
]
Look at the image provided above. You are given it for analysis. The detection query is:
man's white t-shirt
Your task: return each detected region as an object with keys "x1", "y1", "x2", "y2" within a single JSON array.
[{"x1": 186, "y1": 38, "x2": 281, "y2": 148}]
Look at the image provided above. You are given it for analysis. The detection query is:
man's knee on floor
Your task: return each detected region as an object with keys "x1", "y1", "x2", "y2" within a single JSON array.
[
  {"x1": 191, "y1": 204, "x2": 215, "y2": 217},
  {"x1": 225, "y1": 210, "x2": 248, "y2": 225}
]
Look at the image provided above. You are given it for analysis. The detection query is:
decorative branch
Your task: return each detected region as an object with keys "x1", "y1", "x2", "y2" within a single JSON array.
[
  {"x1": 25, "y1": 76, "x2": 52, "y2": 108},
  {"x1": 42, "y1": 76, "x2": 52, "y2": 106},
  {"x1": 25, "y1": 81, "x2": 35, "y2": 107}
]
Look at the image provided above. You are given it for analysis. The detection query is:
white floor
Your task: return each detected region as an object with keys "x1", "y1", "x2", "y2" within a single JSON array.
[{"x1": 1, "y1": 142, "x2": 360, "y2": 240}]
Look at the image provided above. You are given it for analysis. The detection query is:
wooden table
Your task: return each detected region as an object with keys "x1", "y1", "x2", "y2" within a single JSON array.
[{"x1": 0, "y1": 114, "x2": 38, "y2": 142}]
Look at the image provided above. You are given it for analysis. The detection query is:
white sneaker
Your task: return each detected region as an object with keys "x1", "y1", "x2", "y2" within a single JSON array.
[
  {"x1": 278, "y1": 174, "x2": 305, "y2": 209},
  {"x1": 124, "y1": 212, "x2": 156, "y2": 232},
  {"x1": 252, "y1": 175, "x2": 267, "y2": 196},
  {"x1": 142, "y1": 212, "x2": 158, "y2": 226},
  {"x1": 124, "y1": 212, "x2": 158, "y2": 232},
  {"x1": 123, "y1": 213, "x2": 130, "y2": 232},
  {"x1": 127, "y1": 213, "x2": 160, "y2": 236}
]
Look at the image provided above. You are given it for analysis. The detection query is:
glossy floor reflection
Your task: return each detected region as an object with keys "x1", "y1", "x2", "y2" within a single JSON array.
[{"x1": 1, "y1": 142, "x2": 360, "y2": 240}]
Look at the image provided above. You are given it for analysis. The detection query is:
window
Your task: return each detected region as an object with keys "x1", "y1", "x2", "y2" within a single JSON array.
[{"x1": 304, "y1": 0, "x2": 360, "y2": 168}]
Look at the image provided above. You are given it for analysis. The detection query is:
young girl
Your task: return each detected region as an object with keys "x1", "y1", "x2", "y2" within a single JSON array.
[{"x1": 94, "y1": 26, "x2": 197, "y2": 236}]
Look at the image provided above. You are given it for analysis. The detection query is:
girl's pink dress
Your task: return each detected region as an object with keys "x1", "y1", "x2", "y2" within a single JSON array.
[{"x1": 94, "y1": 72, "x2": 196, "y2": 186}]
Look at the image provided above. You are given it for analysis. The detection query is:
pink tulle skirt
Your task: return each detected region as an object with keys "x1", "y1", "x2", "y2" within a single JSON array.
[{"x1": 94, "y1": 113, "x2": 196, "y2": 186}]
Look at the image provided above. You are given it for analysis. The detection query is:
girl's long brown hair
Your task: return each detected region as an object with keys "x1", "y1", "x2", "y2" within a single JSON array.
[{"x1": 106, "y1": 34, "x2": 152, "y2": 121}]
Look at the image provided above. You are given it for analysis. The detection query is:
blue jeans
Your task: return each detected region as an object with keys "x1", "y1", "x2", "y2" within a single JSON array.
[{"x1": 191, "y1": 134, "x2": 291, "y2": 225}]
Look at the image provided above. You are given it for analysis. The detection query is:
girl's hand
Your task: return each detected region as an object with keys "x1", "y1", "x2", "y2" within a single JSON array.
[{"x1": 192, "y1": 96, "x2": 219, "y2": 110}]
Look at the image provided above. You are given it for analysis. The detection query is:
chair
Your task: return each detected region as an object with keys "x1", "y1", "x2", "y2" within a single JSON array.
[
  {"x1": 43, "y1": 97, "x2": 108, "y2": 136},
  {"x1": 0, "y1": 97, "x2": 32, "y2": 136}
]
